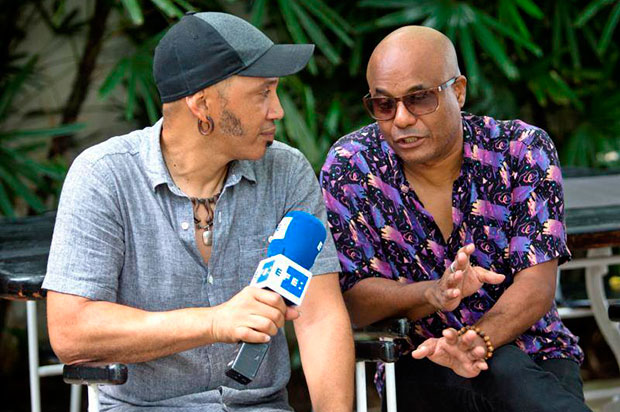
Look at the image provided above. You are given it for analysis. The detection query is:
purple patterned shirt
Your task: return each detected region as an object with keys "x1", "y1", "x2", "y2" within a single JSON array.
[{"x1": 320, "y1": 113, "x2": 583, "y2": 367}]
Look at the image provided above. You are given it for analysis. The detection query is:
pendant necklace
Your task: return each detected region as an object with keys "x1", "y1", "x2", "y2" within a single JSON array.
[{"x1": 190, "y1": 194, "x2": 220, "y2": 246}]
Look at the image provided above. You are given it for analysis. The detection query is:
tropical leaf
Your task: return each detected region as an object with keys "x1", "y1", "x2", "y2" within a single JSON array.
[
  {"x1": 374, "y1": 8, "x2": 431, "y2": 27},
  {"x1": 0, "y1": 56, "x2": 79, "y2": 216},
  {"x1": 458, "y1": 25, "x2": 480, "y2": 91},
  {"x1": 151, "y1": 0, "x2": 184, "y2": 18},
  {"x1": 250, "y1": 0, "x2": 268, "y2": 28},
  {"x1": 277, "y1": 0, "x2": 318, "y2": 74},
  {"x1": 0, "y1": 182, "x2": 14, "y2": 217},
  {"x1": 471, "y1": 18, "x2": 519, "y2": 80},
  {"x1": 598, "y1": 1, "x2": 620, "y2": 54},
  {"x1": 99, "y1": 31, "x2": 164, "y2": 122},
  {"x1": 513, "y1": 0, "x2": 544, "y2": 19},
  {"x1": 278, "y1": 90, "x2": 322, "y2": 167},
  {"x1": 0, "y1": 164, "x2": 46, "y2": 213},
  {"x1": 358, "y1": 0, "x2": 422, "y2": 8},
  {"x1": 173, "y1": 0, "x2": 195, "y2": 12},
  {"x1": 0, "y1": 56, "x2": 37, "y2": 121},
  {"x1": 561, "y1": 2, "x2": 581, "y2": 69},
  {"x1": 0, "y1": 123, "x2": 85, "y2": 141},
  {"x1": 291, "y1": 1, "x2": 341, "y2": 65},
  {"x1": 349, "y1": 36, "x2": 363, "y2": 76},
  {"x1": 120, "y1": 0, "x2": 144, "y2": 25},
  {"x1": 476, "y1": 12, "x2": 542, "y2": 56},
  {"x1": 575, "y1": 0, "x2": 617, "y2": 26},
  {"x1": 302, "y1": 0, "x2": 354, "y2": 46}
]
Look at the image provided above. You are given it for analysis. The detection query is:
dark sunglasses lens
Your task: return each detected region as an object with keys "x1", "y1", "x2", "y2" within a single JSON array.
[
  {"x1": 367, "y1": 98, "x2": 396, "y2": 120},
  {"x1": 404, "y1": 91, "x2": 438, "y2": 115}
]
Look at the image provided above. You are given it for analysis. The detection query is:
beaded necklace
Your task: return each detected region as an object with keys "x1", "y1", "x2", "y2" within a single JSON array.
[{"x1": 190, "y1": 193, "x2": 220, "y2": 246}]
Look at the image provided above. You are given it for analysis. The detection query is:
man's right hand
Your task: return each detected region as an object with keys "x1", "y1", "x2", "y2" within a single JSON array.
[
  {"x1": 424, "y1": 244, "x2": 475, "y2": 311},
  {"x1": 211, "y1": 286, "x2": 300, "y2": 343},
  {"x1": 424, "y1": 244, "x2": 505, "y2": 312}
]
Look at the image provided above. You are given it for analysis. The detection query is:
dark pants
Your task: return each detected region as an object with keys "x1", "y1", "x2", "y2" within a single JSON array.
[{"x1": 382, "y1": 344, "x2": 592, "y2": 412}]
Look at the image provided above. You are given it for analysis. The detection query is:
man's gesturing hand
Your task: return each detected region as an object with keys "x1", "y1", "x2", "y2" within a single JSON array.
[
  {"x1": 425, "y1": 244, "x2": 505, "y2": 312},
  {"x1": 424, "y1": 244, "x2": 475, "y2": 311},
  {"x1": 459, "y1": 264, "x2": 506, "y2": 299},
  {"x1": 211, "y1": 286, "x2": 300, "y2": 343},
  {"x1": 411, "y1": 328, "x2": 488, "y2": 378}
]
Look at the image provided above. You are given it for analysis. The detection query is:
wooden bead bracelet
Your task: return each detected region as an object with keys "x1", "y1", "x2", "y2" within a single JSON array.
[{"x1": 457, "y1": 325, "x2": 494, "y2": 360}]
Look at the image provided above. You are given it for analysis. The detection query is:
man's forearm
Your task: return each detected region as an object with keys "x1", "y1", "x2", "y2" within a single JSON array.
[
  {"x1": 48, "y1": 284, "x2": 299, "y2": 365},
  {"x1": 47, "y1": 291, "x2": 219, "y2": 365},
  {"x1": 344, "y1": 277, "x2": 438, "y2": 327},
  {"x1": 295, "y1": 273, "x2": 354, "y2": 412},
  {"x1": 474, "y1": 260, "x2": 557, "y2": 349},
  {"x1": 295, "y1": 307, "x2": 354, "y2": 412}
]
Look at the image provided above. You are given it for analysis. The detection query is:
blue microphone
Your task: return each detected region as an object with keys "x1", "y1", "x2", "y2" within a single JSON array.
[
  {"x1": 225, "y1": 211, "x2": 326, "y2": 384},
  {"x1": 267, "y1": 210, "x2": 327, "y2": 270}
]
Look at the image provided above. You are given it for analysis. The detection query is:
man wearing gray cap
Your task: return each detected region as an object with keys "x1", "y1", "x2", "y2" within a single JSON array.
[{"x1": 43, "y1": 12, "x2": 353, "y2": 411}]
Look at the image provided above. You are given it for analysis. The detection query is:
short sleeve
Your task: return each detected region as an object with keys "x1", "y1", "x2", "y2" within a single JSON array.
[
  {"x1": 508, "y1": 127, "x2": 571, "y2": 275},
  {"x1": 320, "y1": 150, "x2": 393, "y2": 292},
  {"x1": 43, "y1": 153, "x2": 125, "y2": 301},
  {"x1": 283, "y1": 150, "x2": 342, "y2": 277}
]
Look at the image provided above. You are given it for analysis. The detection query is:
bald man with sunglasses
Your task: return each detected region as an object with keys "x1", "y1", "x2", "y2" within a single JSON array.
[{"x1": 320, "y1": 26, "x2": 591, "y2": 412}]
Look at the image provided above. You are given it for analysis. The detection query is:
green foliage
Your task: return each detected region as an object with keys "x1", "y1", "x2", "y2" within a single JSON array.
[
  {"x1": 359, "y1": 0, "x2": 543, "y2": 92},
  {"x1": 119, "y1": 0, "x2": 193, "y2": 25},
  {"x1": 253, "y1": 0, "x2": 354, "y2": 73},
  {"x1": 0, "y1": 57, "x2": 82, "y2": 216},
  {"x1": 263, "y1": 0, "x2": 619, "y2": 171},
  {"x1": 4, "y1": 0, "x2": 620, "y2": 218},
  {"x1": 99, "y1": 31, "x2": 165, "y2": 124}
]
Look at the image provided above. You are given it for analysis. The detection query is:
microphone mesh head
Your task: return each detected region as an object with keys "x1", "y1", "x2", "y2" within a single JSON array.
[{"x1": 267, "y1": 211, "x2": 326, "y2": 270}]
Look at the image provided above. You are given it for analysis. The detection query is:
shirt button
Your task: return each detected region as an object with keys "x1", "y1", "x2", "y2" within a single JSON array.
[
  {"x1": 181, "y1": 221, "x2": 190, "y2": 230},
  {"x1": 207, "y1": 275, "x2": 214, "y2": 284}
]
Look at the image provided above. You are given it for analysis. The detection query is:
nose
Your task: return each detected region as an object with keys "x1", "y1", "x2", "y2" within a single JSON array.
[
  {"x1": 268, "y1": 93, "x2": 285, "y2": 120},
  {"x1": 392, "y1": 100, "x2": 418, "y2": 129}
]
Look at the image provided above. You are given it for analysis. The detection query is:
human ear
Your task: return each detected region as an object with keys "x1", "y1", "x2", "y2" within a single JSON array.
[
  {"x1": 185, "y1": 90, "x2": 210, "y2": 122},
  {"x1": 454, "y1": 76, "x2": 467, "y2": 109}
]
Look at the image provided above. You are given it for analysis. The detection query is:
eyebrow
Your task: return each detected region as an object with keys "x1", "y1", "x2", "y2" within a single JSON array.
[
  {"x1": 256, "y1": 78, "x2": 279, "y2": 90},
  {"x1": 374, "y1": 84, "x2": 425, "y2": 97}
]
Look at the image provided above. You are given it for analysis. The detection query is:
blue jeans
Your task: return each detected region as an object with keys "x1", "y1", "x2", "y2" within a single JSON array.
[{"x1": 383, "y1": 344, "x2": 591, "y2": 412}]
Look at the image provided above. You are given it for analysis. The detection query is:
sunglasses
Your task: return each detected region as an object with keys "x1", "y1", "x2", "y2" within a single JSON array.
[{"x1": 363, "y1": 77, "x2": 458, "y2": 121}]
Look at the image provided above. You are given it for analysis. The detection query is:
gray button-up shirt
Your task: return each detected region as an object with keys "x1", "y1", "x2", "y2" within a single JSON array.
[{"x1": 43, "y1": 119, "x2": 341, "y2": 411}]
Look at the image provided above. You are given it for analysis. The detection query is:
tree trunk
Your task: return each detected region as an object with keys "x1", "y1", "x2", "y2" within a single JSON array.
[{"x1": 47, "y1": 0, "x2": 113, "y2": 158}]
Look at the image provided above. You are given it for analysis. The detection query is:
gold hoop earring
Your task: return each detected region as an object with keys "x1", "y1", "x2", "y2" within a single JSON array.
[{"x1": 197, "y1": 116, "x2": 214, "y2": 135}]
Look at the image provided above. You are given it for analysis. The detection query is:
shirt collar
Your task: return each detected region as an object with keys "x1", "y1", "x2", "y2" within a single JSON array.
[
  {"x1": 225, "y1": 159, "x2": 257, "y2": 187},
  {"x1": 460, "y1": 112, "x2": 476, "y2": 170},
  {"x1": 143, "y1": 118, "x2": 174, "y2": 192}
]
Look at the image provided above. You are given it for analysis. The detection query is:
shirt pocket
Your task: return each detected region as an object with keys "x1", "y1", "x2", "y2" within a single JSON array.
[{"x1": 237, "y1": 233, "x2": 270, "y2": 289}]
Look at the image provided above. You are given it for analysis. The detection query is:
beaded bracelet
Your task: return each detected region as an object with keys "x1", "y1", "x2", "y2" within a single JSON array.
[{"x1": 457, "y1": 325, "x2": 494, "y2": 360}]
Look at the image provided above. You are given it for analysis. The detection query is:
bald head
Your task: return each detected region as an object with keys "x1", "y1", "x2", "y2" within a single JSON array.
[{"x1": 367, "y1": 26, "x2": 460, "y2": 91}]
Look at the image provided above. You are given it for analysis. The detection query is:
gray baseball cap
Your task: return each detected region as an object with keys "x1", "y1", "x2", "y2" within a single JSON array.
[{"x1": 153, "y1": 12, "x2": 315, "y2": 103}]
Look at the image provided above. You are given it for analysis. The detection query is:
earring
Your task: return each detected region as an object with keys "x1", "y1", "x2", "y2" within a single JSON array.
[{"x1": 197, "y1": 116, "x2": 214, "y2": 135}]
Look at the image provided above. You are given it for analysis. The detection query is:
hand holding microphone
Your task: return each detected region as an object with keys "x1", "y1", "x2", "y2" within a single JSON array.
[
  {"x1": 224, "y1": 211, "x2": 327, "y2": 384},
  {"x1": 211, "y1": 286, "x2": 299, "y2": 344}
]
